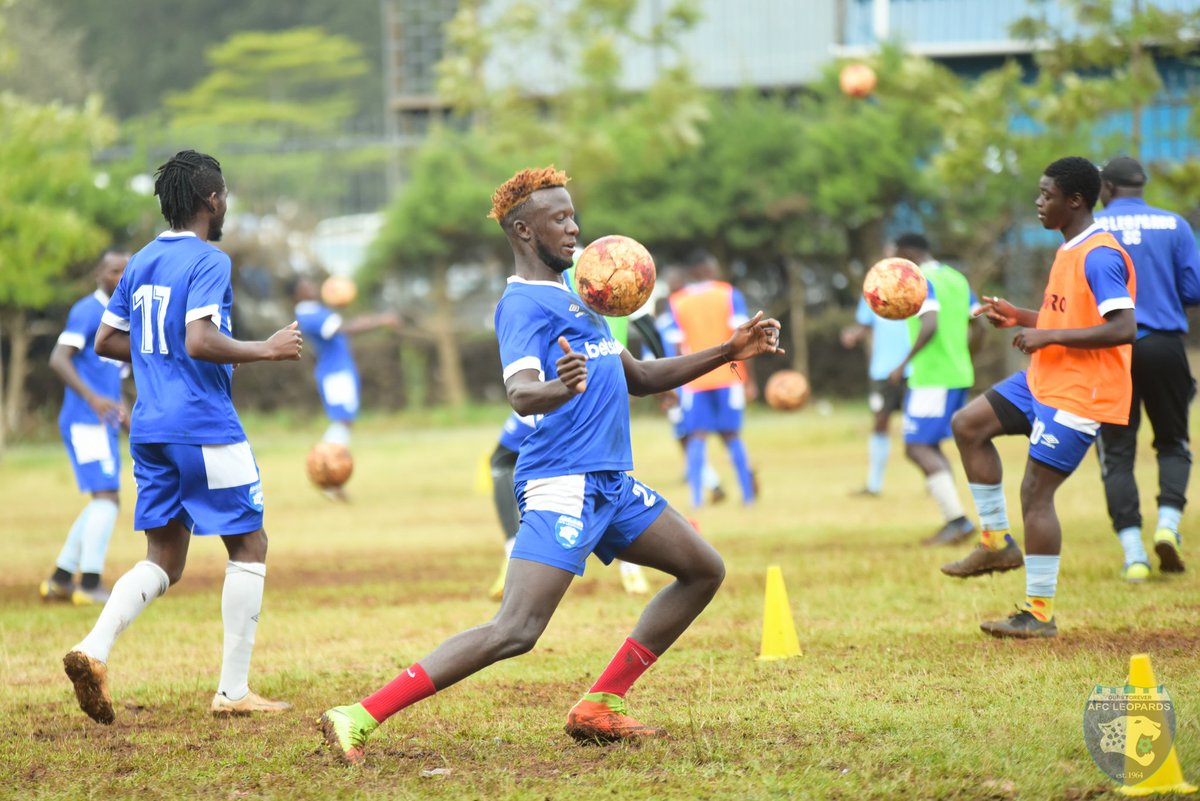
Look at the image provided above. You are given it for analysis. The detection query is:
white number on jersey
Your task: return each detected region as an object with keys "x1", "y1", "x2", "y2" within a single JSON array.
[
  {"x1": 132, "y1": 284, "x2": 172, "y2": 355},
  {"x1": 631, "y1": 481, "x2": 658, "y2": 507}
]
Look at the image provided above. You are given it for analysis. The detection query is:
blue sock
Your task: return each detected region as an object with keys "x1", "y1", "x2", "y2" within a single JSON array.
[
  {"x1": 968, "y1": 482, "x2": 1009, "y2": 532},
  {"x1": 1118, "y1": 526, "x2": 1148, "y2": 566},
  {"x1": 55, "y1": 503, "x2": 92, "y2": 574},
  {"x1": 726, "y1": 437, "x2": 755, "y2": 504},
  {"x1": 686, "y1": 438, "x2": 706, "y2": 508},
  {"x1": 1025, "y1": 554, "x2": 1060, "y2": 598},
  {"x1": 867, "y1": 433, "x2": 890, "y2": 493},
  {"x1": 1158, "y1": 506, "x2": 1183, "y2": 535},
  {"x1": 79, "y1": 498, "x2": 119, "y2": 576}
]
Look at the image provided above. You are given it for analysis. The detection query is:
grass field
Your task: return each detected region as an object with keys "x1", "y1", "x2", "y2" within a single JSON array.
[{"x1": 2, "y1": 404, "x2": 1198, "y2": 800}]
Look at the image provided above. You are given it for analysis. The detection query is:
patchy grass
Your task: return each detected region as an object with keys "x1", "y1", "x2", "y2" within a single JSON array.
[{"x1": 2, "y1": 405, "x2": 1198, "y2": 800}]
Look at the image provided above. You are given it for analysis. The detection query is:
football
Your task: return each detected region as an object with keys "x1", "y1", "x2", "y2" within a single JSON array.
[
  {"x1": 574, "y1": 235, "x2": 656, "y2": 317},
  {"x1": 839, "y1": 63, "x2": 877, "y2": 98},
  {"x1": 306, "y1": 441, "x2": 354, "y2": 489},
  {"x1": 764, "y1": 369, "x2": 811, "y2": 411},
  {"x1": 863, "y1": 257, "x2": 927, "y2": 320},
  {"x1": 321, "y1": 275, "x2": 358, "y2": 308}
]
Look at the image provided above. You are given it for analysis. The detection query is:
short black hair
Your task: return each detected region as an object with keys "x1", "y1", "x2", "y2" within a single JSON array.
[
  {"x1": 154, "y1": 150, "x2": 224, "y2": 230},
  {"x1": 1044, "y1": 156, "x2": 1101, "y2": 209},
  {"x1": 684, "y1": 248, "x2": 715, "y2": 268},
  {"x1": 1101, "y1": 156, "x2": 1147, "y2": 188},
  {"x1": 893, "y1": 232, "x2": 931, "y2": 253}
]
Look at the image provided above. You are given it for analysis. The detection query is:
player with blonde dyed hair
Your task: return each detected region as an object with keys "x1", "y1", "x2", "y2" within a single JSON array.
[{"x1": 320, "y1": 167, "x2": 784, "y2": 765}]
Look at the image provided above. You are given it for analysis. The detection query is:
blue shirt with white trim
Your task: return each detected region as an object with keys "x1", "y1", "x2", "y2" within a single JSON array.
[
  {"x1": 103, "y1": 232, "x2": 246, "y2": 445},
  {"x1": 295, "y1": 301, "x2": 356, "y2": 379},
  {"x1": 58, "y1": 290, "x2": 124, "y2": 427},
  {"x1": 495, "y1": 276, "x2": 633, "y2": 482},
  {"x1": 498, "y1": 411, "x2": 536, "y2": 452},
  {"x1": 1095, "y1": 197, "x2": 1200, "y2": 334}
]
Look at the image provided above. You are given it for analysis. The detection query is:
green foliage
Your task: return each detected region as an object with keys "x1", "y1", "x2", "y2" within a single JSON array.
[{"x1": 0, "y1": 94, "x2": 134, "y2": 309}]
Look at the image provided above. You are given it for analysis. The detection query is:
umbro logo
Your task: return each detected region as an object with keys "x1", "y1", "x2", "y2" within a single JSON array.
[{"x1": 568, "y1": 303, "x2": 586, "y2": 318}]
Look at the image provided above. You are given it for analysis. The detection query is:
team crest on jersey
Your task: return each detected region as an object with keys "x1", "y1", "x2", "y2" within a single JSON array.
[
  {"x1": 248, "y1": 482, "x2": 264, "y2": 511},
  {"x1": 554, "y1": 515, "x2": 584, "y2": 549},
  {"x1": 1084, "y1": 683, "x2": 1178, "y2": 787}
]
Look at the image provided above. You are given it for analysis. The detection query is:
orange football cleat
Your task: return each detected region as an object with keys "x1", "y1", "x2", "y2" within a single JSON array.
[{"x1": 564, "y1": 692, "x2": 667, "y2": 744}]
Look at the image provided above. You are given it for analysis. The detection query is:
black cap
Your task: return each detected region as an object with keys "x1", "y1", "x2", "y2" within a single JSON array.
[{"x1": 1101, "y1": 156, "x2": 1147, "y2": 187}]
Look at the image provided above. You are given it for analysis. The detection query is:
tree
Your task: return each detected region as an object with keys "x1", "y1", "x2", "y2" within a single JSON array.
[{"x1": 0, "y1": 94, "x2": 138, "y2": 450}]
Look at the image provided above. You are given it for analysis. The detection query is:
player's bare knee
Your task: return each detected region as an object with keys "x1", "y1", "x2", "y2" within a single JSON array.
[
  {"x1": 489, "y1": 617, "x2": 544, "y2": 659},
  {"x1": 950, "y1": 409, "x2": 973, "y2": 445}
]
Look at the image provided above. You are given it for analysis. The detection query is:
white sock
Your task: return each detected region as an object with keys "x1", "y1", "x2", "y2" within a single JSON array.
[
  {"x1": 74, "y1": 560, "x2": 169, "y2": 663},
  {"x1": 218, "y1": 561, "x2": 266, "y2": 701},
  {"x1": 618, "y1": 560, "x2": 642, "y2": 577},
  {"x1": 79, "y1": 498, "x2": 119, "y2": 576},
  {"x1": 1118, "y1": 527, "x2": 1149, "y2": 565},
  {"x1": 926, "y1": 470, "x2": 965, "y2": 522},
  {"x1": 322, "y1": 421, "x2": 352, "y2": 447},
  {"x1": 701, "y1": 463, "x2": 721, "y2": 491},
  {"x1": 55, "y1": 504, "x2": 92, "y2": 574}
]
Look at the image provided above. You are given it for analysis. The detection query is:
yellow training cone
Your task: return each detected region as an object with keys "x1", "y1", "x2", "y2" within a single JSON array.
[
  {"x1": 1119, "y1": 653, "x2": 1197, "y2": 797},
  {"x1": 758, "y1": 565, "x2": 802, "y2": 660}
]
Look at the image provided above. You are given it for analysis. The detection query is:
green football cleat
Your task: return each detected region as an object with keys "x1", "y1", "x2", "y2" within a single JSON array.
[
  {"x1": 1122, "y1": 561, "x2": 1151, "y2": 583},
  {"x1": 1153, "y1": 529, "x2": 1185, "y2": 573},
  {"x1": 320, "y1": 704, "x2": 377, "y2": 766},
  {"x1": 980, "y1": 609, "x2": 1058, "y2": 639}
]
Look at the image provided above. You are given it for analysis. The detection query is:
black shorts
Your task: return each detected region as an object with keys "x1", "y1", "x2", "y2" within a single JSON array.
[{"x1": 868, "y1": 378, "x2": 906, "y2": 415}]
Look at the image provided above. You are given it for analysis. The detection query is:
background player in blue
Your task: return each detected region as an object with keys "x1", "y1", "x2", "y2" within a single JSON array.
[
  {"x1": 63, "y1": 150, "x2": 303, "y2": 725},
  {"x1": 291, "y1": 276, "x2": 398, "y2": 452},
  {"x1": 1094, "y1": 156, "x2": 1200, "y2": 580},
  {"x1": 320, "y1": 167, "x2": 783, "y2": 765},
  {"x1": 40, "y1": 251, "x2": 130, "y2": 606},
  {"x1": 841, "y1": 290, "x2": 912, "y2": 496}
]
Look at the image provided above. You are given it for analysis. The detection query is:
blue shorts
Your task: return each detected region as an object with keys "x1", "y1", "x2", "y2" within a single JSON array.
[
  {"x1": 317, "y1": 368, "x2": 360, "y2": 422},
  {"x1": 903, "y1": 387, "x2": 969, "y2": 445},
  {"x1": 682, "y1": 385, "x2": 745, "y2": 434},
  {"x1": 61, "y1": 422, "x2": 121, "y2": 493},
  {"x1": 512, "y1": 471, "x2": 668, "y2": 575},
  {"x1": 991, "y1": 371, "x2": 1100, "y2": 474},
  {"x1": 130, "y1": 441, "x2": 264, "y2": 535}
]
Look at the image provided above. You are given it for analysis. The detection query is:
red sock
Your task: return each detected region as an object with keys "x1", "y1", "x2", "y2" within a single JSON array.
[
  {"x1": 360, "y1": 663, "x2": 437, "y2": 723},
  {"x1": 588, "y1": 637, "x2": 658, "y2": 697}
]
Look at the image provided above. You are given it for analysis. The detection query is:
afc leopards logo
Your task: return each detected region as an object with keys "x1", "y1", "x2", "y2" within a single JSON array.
[
  {"x1": 248, "y1": 482, "x2": 264, "y2": 511},
  {"x1": 1084, "y1": 683, "x2": 1179, "y2": 788},
  {"x1": 554, "y1": 515, "x2": 584, "y2": 549},
  {"x1": 568, "y1": 303, "x2": 587, "y2": 318},
  {"x1": 583, "y1": 338, "x2": 622, "y2": 359}
]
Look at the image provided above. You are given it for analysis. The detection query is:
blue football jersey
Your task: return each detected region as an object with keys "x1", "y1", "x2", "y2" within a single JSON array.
[
  {"x1": 495, "y1": 277, "x2": 633, "y2": 482},
  {"x1": 295, "y1": 300, "x2": 357, "y2": 378},
  {"x1": 58, "y1": 290, "x2": 125, "y2": 427},
  {"x1": 102, "y1": 232, "x2": 246, "y2": 445},
  {"x1": 498, "y1": 411, "x2": 536, "y2": 452}
]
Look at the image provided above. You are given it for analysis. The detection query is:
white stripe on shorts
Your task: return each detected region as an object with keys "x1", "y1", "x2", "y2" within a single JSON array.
[
  {"x1": 201, "y1": 441, "x2": 259, "y2": 490},
  {"x1": 906, "y1": 387, "x2": 948, "y2": 419},
  {"x1": 1052, "y1": 408, "x2": 1100, "y2": 436},
  {"x1": 70, "y1": 423, "x2": 113, "y2": 464},
  {"x1": 522, "y1": 474, "x2": 586, "y2": 518}
]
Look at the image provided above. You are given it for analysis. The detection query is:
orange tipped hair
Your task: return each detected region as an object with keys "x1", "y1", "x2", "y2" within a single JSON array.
[{"x1": 488, "y1": 166, "x2": 570, "y2": 224}]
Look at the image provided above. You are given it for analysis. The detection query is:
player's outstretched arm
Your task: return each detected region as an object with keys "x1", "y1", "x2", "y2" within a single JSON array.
[
  {"x1": 622, "y1": 311, "x2": 783, "y2": 397},
  {"x1": 1012, "y1": 308, "x2": 1135, "y2": 354},
  {"x1": 975, "y1": 296, "x2": 1038, "y2": 329},
  {"x1": 505, "y1": 336, "x2": 587, "y2": 416},
  {"x1": 341, "y1": 312, "x2": 401, "y2": 336},
  {"x1": 185, "y1": 319, "x2": 303, "y2": 364}
]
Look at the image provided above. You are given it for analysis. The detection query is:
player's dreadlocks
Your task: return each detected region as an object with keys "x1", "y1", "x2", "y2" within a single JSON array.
[
  {"x1": 154, "y1": 150, "x2": 225, "y2": 230},
  {"x1": 488, "y1": 166, "x2": 570, "y2": 228},
  {"x1": 1044, "y1": 156, "x2": 1101, "y2": 210}
]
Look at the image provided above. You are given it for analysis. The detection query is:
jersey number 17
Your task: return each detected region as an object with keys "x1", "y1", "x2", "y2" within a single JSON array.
[{"x1": 133, "y1": 284, "x2": 172, "y2": 355}]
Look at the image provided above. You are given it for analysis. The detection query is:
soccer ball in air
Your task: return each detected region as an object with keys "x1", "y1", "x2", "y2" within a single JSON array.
[
  {"x1": 574, "y1": 235, "x2": 656, "y2": 317},
  {"x1": 839, "y1": 63, "x2": 877, "y2": 98},
  {"x1": 321, "y1": 276, "x2": 358, "y2": 307},
  {"x1": 863, "y1": 258, "x2": 927, "y2": 320},
  {"x1": 306, "y1": 442, "x2": 354, "y2": 489},
  {"x1": 764, "y1": 369, "x2": 810, "y2": 411}
]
